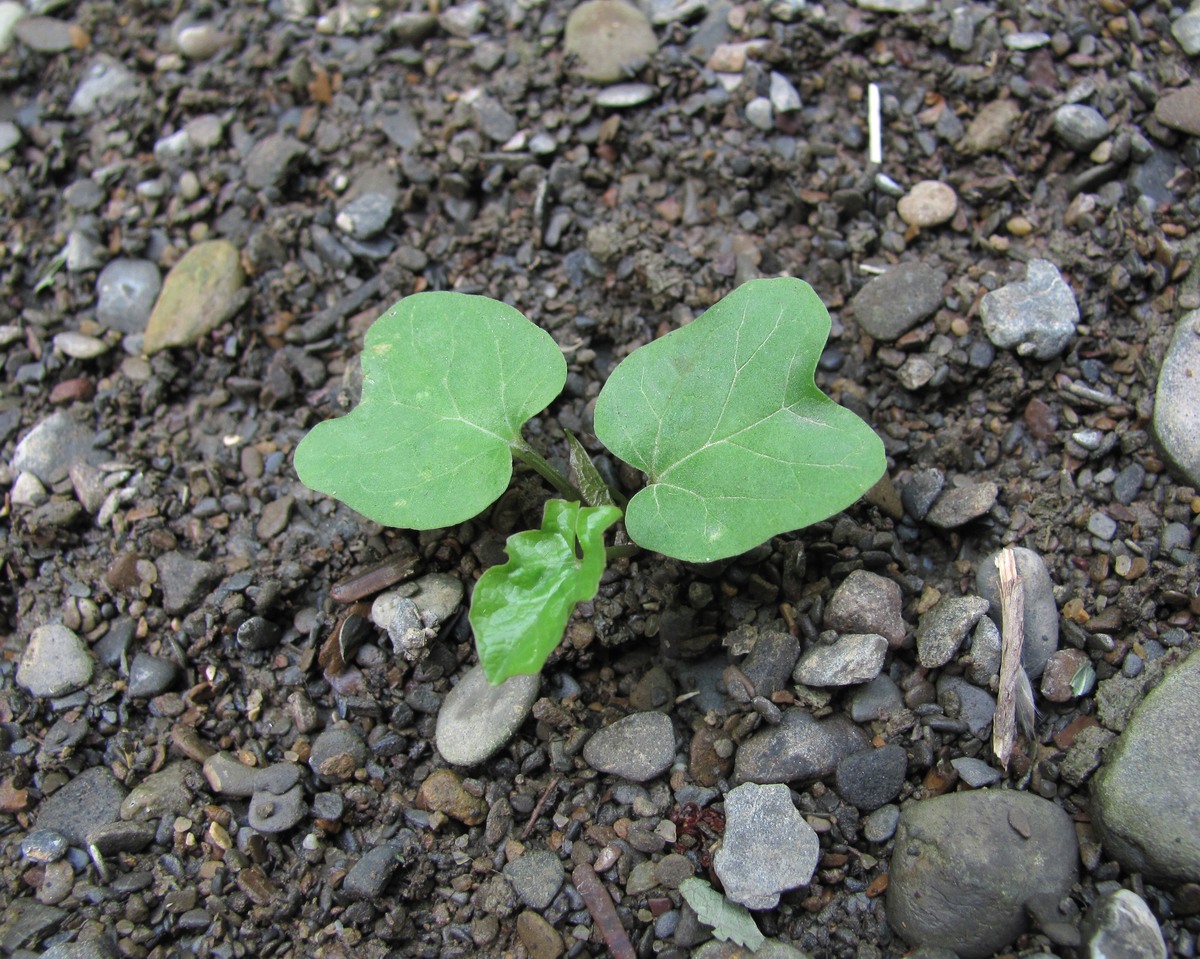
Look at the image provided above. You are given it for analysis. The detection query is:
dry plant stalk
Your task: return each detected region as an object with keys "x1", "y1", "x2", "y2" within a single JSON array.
[
  {"x1": 573, "y1": 863, "x2": 636, "y2": 959},
  {"x1": 993, "y1": 547, "x2": 1034, "y2": 770}
]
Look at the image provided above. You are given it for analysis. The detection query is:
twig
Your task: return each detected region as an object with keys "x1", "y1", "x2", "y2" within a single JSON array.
[
  {"x1": 993, "y1": 548, "x2": 1031, "y2": 771},
  {"x1": 521, "y1": 776, "x2": 559, "y2": 840},
  {"x1": 868, "y1": 83, "x2": 882, "y2": 166},
  {"x1": 572, "y1": 863, "x2": 636, "y2": 959}
]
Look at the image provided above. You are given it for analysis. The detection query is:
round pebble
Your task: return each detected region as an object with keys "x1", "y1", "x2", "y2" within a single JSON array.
[
  {"x1": 308, "y1": 727, "x2": 368, "y2": 783},
  {"x1": 17, "y1": 623, "x2": 94, "y2": 698},
  {"x1": 582, "y1": 711, "x2": 675, "y2": 782},
  {"x1": 897, "y1": 180, "x2": 957, "y2": 228},
  {"x1": 436, "y1": 664, "x2": 539, "y2": 766},
  {"x1": 1053, "y1": 104, "x2": 1109, "y2": 152}
]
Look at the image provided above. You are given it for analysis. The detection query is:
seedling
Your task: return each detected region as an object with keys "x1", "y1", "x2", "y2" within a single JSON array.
[{"x1": 295, "y1": 278, "x2": 885, "y2": 683}]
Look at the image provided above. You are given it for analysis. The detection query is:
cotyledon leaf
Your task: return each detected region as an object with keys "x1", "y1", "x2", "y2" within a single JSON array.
[
  {"x1": 593, "y1": 277, "x2": 886, "y2": 562},
  {"x1": 294, "y1": 292, "x2": 567, "y2": 529},
  {"x1": 470, "y1": 499, "x2": 621, "y2": 684}
]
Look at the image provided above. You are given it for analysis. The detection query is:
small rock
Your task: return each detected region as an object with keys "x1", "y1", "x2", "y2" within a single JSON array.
[
  {"x1": 794, "y1": 634, "x2": 887, "y2": 686},
  {"x1": 1053, "y1": 104, "x2": 1109, "y2": 152},
  {"x1": 1082, "y1": 889, "x2": 1167, "y2": 959},
  {"x1": 976, "y1": 547, "x2": 1059, "y2": 678},
  {"x1": 707, "y1": 40, "x2": 764, "y2": 72},
  {"x1": 925, "y1": 481, "x2": 998, "y2": 529},
  {"x1": 936, "y1": 675, "x2": 996, "y2": 739},
  {"x1": 824, "y1": 570, "x2": 906, "y2": 646},
  {"x1": 1155, "y1": 86, "x2": 1200, "y2": 137},
  {"x1": 745, "y1": 97, "x2": 774, "y2": 131},
  {"x1": 735, "y1": 711, "x2": 868, "y2": 784},
  {"x1": 127, "y1": 653, "x2": 181, "y2": 698},
  {"x1": 916, "y1": 596, "x2": 990, "y2": 668},
  {"x1": 436, "y1": 665, "x2": 540, "y2": 766},
  {"x1": 849, "y1": 674, "x2": 903, "y2": 723},
  {"x1": 714, "y1": 782, "x2": 818, "y2": 909},
  {"x1": 69, "y1": 56, "x2": 141, "y2": 115},
  {"x1": 155, "y1": 551, "x2": 220, "y2": 615},
  {"x1": 345, "y1": 842, "x2": 410, "y2": 899},
  {"x1": 11, "y1": 411, "x2": 97, "y2": 485},
  {"x1": 13, "y1": 15, "x2": 75, "y2": 52},
  {"x1": 769, "y1": 72, "x2": 801, "y2": 113},
  {"x1": 962, "y1": 99, "x2": 1021, "y2": 153},
  {"x1": 0, "y1": 1, "x2": 26, "y2": 52},
  {"x1": 594, "y1": 83, "x2": 656, "y2": 108},
  {"x1": 1173, "y1": 10, "x2": 1200, "y2": 55},
  {"x1": 175, "y1": 21, "x2": 223, "y2": 59},
  {"x1": 203, "y1": 752, "x2": 301, "y2": 797},
  {"x1": 309, "y1": 727, "x2": 367, "y2": 783},
  {"x1": 469, "y1": 93, "x2": 518, "y2": 143},
  {"x1": 855, "y1": 0, "x2": 927, "y2": 10},
  {"x1": 630, "y1": 664, "x2": 676, "y2": 711},
  {"x1": 835, "y1": 743, "x2": 906, "y2": 810},
  {"x1": 1041, "y1": 648, "x2": 1090, "y2": 702},
  {"x1": 336, "y1": 192, "x2": 395, "y2": 239},
  {"x1": 897, "y1": 180, "x2": 957, "y2": 228},
  {"x1": 21, "y1": 830, "x2": 69, "y2": 863},
  {"x1": 416, "y1": 768, "x2": 488, "y2": 825},
  {"x1": 504, "y1": 849, "x2": 565, "y2": 909},
  {"x1": 236, "y1": 616, "x2": 282, "y2": 650},
  {"x1": 372, "y1": 573, "x2": 463, "y2": 660},
  {"x1": 739, "y1": 630, "x2": 800, "y2": 697},
  {"x1": 36, "y1": 767, "x2": 127, "y2": 846},
  {"x1": 1153, "y1": 310, "x2": 1200, "y2": 487},
  {"x1": 17, "y1": 624, "x2": 93, "y2": 698},
  {"x1": 966, "y1": 615, "x2": 1002, "y2": 686},
  {"x1": 11, "y1": 471, "x2": 48, "y2": 508},
  {"x1": 901, "y1": 468, "x2": 945, "y2": 521},
  {"x1": 244, "y1": 133, "x2": 307, "y2": 190},
  {"x1": 851, "y1": 262, "x2": 946, "y2": 341},
  {"x1": 564, "y1": 0, "x2": 658, "y2": 83},
  {"x1": 120, "y1": 762, "x2": 198, "y2": 820},
  {"x1": 950, "y1": 756, "x2": 1001, "y2": 788},
  {"x1": 248, "y1": 783, "x2": 307, "y2": 833},
  {"x1": 583, "y1": 712, "x2": 675, "y2": 781},
  {"x1": 96, "y1": 259, "x2": 161, "y2": 334},
  {"x1": 143, "y1": 240, "x2": 245, "y2": 354},
  {"x1": 0, "y1": 119, "x2": 20, "y2": 153},
  {"x1": 38, "y1": 859, "x2": 75, "y2": 905},
  {"x1": 516, "y1": 910, "x2": 564, "y2": 959},
  {"x1": 438, "y1": 0, "x2": 484, "y2": 37},
  {"x1": 980, "y1": 259, "x2": 1079, "y2": 360},
  {"x1": 863, "y1": 803, "x2": 901, "y2": 842}
]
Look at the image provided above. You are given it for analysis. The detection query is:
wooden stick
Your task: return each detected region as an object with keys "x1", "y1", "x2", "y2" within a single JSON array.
[
  {"x1": 573, "y1": 863, "x2": 636, "y2": 959},
  {"x1": 993, "y1": 548, "x2": 1028, "y2": 771},
  {"x1": 521, "y1": 776, "x2": 559, "y2": 840}
]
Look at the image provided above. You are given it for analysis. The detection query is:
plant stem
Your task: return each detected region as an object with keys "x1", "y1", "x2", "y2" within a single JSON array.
[
  {"x1": 510, "y1": 439, "x2": 582, "y2": 502},
  {"x1": 605, "y1": 544, "x2": 639, "y2": 561}
]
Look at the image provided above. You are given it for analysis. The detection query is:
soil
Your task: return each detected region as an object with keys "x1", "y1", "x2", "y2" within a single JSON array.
[{"x1": 1, "y1": 0, "x2": 1199, "y2": 957}]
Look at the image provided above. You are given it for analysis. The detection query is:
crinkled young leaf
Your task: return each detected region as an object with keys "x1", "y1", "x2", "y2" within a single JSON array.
[
  {"x1": 593, "y1": 277, "x2": 885, "y2": 562},
  {"x1": 470, "y1": 499, "x2": 621, "y2": 684},
  {"x1": 294, "y1": 292, "x2": 566, "y2": 529},
  {"x1": 565, "y1": 430, "x2": 617, "y2": 509},
  {"x1": 678, "y1": 878, "x2": 765, "y2": 950}
]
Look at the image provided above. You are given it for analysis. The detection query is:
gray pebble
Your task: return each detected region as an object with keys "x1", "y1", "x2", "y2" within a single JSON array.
[
  {"x1": 735, "y1": 711, "x2": 868, "y2": 784},
  {"x1": 916, "y1": 596, "x2": 990, "y2": 668},
  {"x1": 849, "y1": 674, "x2": 904, "y2": 723},
  {"x1": 236, "y1": 616, "x2": 282, "y2": 650},
  {"x1": 976, "y1": 547, "x2": 1059, "y2": 678},
  {"x1": 11, "y1": 411, "x2": 97, "y2": 485},
  {"x1": 155, "y1": 551, "x2": 220, "y2": 616},
  {"x1": 851, "y1": 262, "x2": 946, "y2": 342},
  {"x1": 1112, "y1": 462, "x2": 1145, "y2": 505},
  {"x1": 925, "y1": 481, "x2": 998, "y2": 529},
  {"x1": 1173, "y1": 9, "x2": 1200, "y2": 55},
  {"x1": 503, "y1": 849, "x2": 565, "y2": 909},
  {"x1": 309, "y1": 727, "x2": 368, "y2": 783},
  {"x1": 344, "y1": 842, "x2": 409, "y2": 899},
  {"x1": 1004, "y1": 30, "x2": 1050, "y2": 50},
  {"x1": 120, "y1": 762, "x2": 199, "y2": 820},
  {"x1": 824, "y1": 570, "x2": 906, "y2": 646},
  {"x1": 794, "y1": 633, "x2": 887, "y2": 686},
  {"x1": 244, "y1": 133, "x2": 307, "y2": 190},
  {"x1": 41, "y1": 939, "x2": 120, "y2": 959},
  {"x1": 68, "y1": 55, "x2": 140, "y2": 115},
  {"x1": 21, "y1": 829, "x2": 69, "y2": 863},
  {"x1": 203, "y1": 752, "x2": 301, "y2": 798},
  {"x1": 740, "y1": 629, "x2": 800, "y2": 697},
  {"x1": 595, "y1": 83, "x2": 656, "y2": 108},
  {"x1": 248, "y1": 783, "x2": 307, "y2": 833},
  {"x1": 1088, "y1": 511, "x2": 1118, "y2": 541},
  {"x1": 583, "y1": 711, "x2": 675, "y2": 782},
  {"x1": 36, "y1": 767, "x2": 127, "y2": 846},
  {"x1": 1053, "y1": 104, "x2": 1109, "y2": 152},
  {"x1": 436, "y1": 664, "x2": 540, "y2": 766},
  {"x1": 713, "y1": 782, "x2": 818, "y2": 910},
  {"x1": 470, "y1": 93, "x2": 517, "y2": 143},
  {"x1": 96, "y1": 259, "x2": 161, "y2": 334},
  {"x1": 1152, "y1": 310, "x2": 1200, "y2": 487},
  {"x1": 835, "y1": 743, "x2": 906, "y2": 811},
  {"x1": 335, "y1": 192, "x2": 395, "y2": 239},
  {"x1": 16, "y1": 624, "x2": 93, "y2": 698},
  {"x1": 127, "y1": 653, "x2": 181, "y2": 698},
  {"x1": 378, "y1": 105, "x2": 421, "y2": 150},
  {"x1": 438, "y1": 0, "x2": 484, "y2": 37},
  {"x1": 948, "y1": 5, "x2": 975, "y2": 50},
  {"x1": 862, "y1": 803, "x2": 900, "y2": 843},
  {"x1": 1082, "y1": 889, "x2": 1166, "y2": 959},
  {"x1": 311, "y1": 791, "x2": 344, "y2": 820},
  {"x1": 980, "y1": 259, "x2": 1079, "y2": 360},
  {"x1": 630, "y1": 665, "x2": 676, "y2": 711},
  {"x1": 745, "y1": 97, "x2": 774, "y2": 132},
  {"x1": 901, "y1": 468, "x2": 945, "y2": 521},
  {"x1": 950, "y1": 756, "x2": 1001, "y2": 788},
  {"x1": 0, "y1": 120, "x2": 20, "y2": 153},
  {"x1": 87, "y1": 820, "x2": 157, "y2": 854},
  {"x1": 966, "y1": 615, "x2": 1002, "y2": 687},
  {"x1": 936, "y1": 675, "x2": 996, "y2": 740},
  {"x1": 769, "y1": 72, "x2": 801, "y2": 113},
  {"x1": 856, "y1": 0, "x2": 928, "y2": 10}
]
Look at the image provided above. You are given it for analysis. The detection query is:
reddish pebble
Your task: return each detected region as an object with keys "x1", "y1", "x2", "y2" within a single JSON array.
[
  {"x1": 1040, "y1": 648, "x2": 1091, "y2": 702},
  {"x1": 49, "y1": 377, "x2": 96, "y2": 404}
]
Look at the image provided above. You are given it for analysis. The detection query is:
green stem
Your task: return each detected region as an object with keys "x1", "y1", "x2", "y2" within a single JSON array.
[
  {"x1": 510, "y1": 439, "x2": 582, "y2": 502},
  {"x1": 605, "y1": 544, "x2": 639, "y2": 561}
]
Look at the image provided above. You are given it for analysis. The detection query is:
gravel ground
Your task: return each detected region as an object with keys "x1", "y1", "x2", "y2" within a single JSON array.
[{"x1": 2, "y1": 0, "x2": 1200, "y2": 957}]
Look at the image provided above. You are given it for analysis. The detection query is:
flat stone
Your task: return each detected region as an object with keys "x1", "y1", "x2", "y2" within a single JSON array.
[
  {"x1": 564, "y1": 0, "x2": 658, "y2": 83},
  {"x1": 21, "y1": 829, "x2": 69, "y2": 863},
  {"x1": 595, "y1": 83, "x2": 657, "y2": 108},
  {"x1": 11, "y1": 411, "x2": 97, "y2": 484},
  {"x1": 824, "y1": 570, "x2": 906, "y2": 646},
  {"x1": 856, "y1": 0, "x2": 927, "y2": 10},
  {"x1": 863, "y1": 803, "x2": 901, "y2": 842},
  {"x1": 127, "y1": 653, "x2": 181, "y2": 698},
  {"x1": 851, "y1": 262, "x2": 946, "y2": 341},
  {"x1": 248, "y1": 783, "x2": 307, "y2": 833},
  {"x1": 516, "y1": 910, "x2": 564, "y2": 959},
  {"x1": 976, "y1": 547, "x2": 1059, "y2": 678},
  {"x1": 735, "y1": 711, "x2": 868, "y2": 784},
  {"x1": 415, "y1": 768, "x2": 488, "y2": 825},
  {"x1": 344, "y1": 842, "x2": 410, "y2": 899},
  {"x1": 469, "y1": 93, "x2": 517, "y2": 143},
  {"x1": 1092, "y1": 648, "x2": 1200, "y2": 882},
  {"x1": 1082, "y1": 889, "x2": 1166, "y2": 959},
  {"x1": 849, "y1": 674, "x2": 904, "y2": 723},
  {"x1": 835, "y1": 743, "x2": 906, "y2": 810},
  {"x1": 629, "y1": 664, "x2": 675, "y2": 711},
  {"x1": 583, "y1": 711, "x2": 675, "y2": 781},
  {"x1": 980, "y1": 259, "x2": 1079, "y2": 360},
  {"x1": 936, "y1": 675, "x2": 996, "y2": 739},
  {"x1": 40, "y1": 939, "x2": 119, "y2": 959},
  {"x1": 739, "y1": 630, "x2": 800, "y2": 697},
  {"x1": 335, "y1": 192, "x2": 395, "y2": 239},
  {"x1": 961, "y1": 98, "x2": 1021, "y2": 154},
  {"x1": 143, "y1": 240, "x2": 245, "y2": 353},
  {"x1": 96, "y1": 259, "x2": 161, "y2": 334},
  {"x1": 714, "y1": 782, "x2": 818, "y2": 909},
  {"x1": 68, "y1": 56, "x2": 140, "y2": 115},
  {"x1": 1153, "y1": 310, "x2": 1200, "y2": 486},
  {"x1": 36, "y1": 767, "x2": 126, "y2": 846},
  {"x1": 1173, "y1": 10, "x2": 1200, "y2": 55},
  {"x1": 1053, "y1": 104, "x2": 1109, "y2": 152},
  {"x1": 0, "y1": 899, "x2": 67, "y2": 954},
  {"x1": 888, "y1": 790, "x2": 1078, "y2": 959},
  {"x1": 155, "y1": 551, "x2": 220, "y2": 615},
  {"x1": 244, "y1": 133, "x2": 307, "y2": 190},
  {"x1": 925, "y1": 481, "x2": 998, "y2": 528},
  {"x1": 916, "y1": 596, "x2": 990, "y2": 668},
  {"x1": 794, "y1": 634, "x2": 887, "y2": 686},
  {"x1": 503, "y1": 849, "x2": 565, "y2": 909},
  {"x1": 120, "y1": 762, "x2": 200, "y2": 820},
  {"x1": 203, "y1": 753, "x2": 301, "y2": 797},
  {"x1": 1155, "y1": 86, "x2": 1200, "y2": 137},
  {"x1": 436, "y1": 664, "x2": 540, "y2": 766},
  {"x1": 13, "y1": 15, "x2": 76, "y2": 52},
  {"x1": 901, "y1": 467, "x2": 945, "y2": 521},
  {"x1": 17, "y1": 624, "x2": 93, "y2": 698},
  {"x1": 309, "y1": 727, "x2": 367, "y2": 783},
  {"x1": 950, "y1": 756, "x2": 1001, "y2": 788},
  {"x1": 897, "y1": 180, "x2": 957, "y2": 228}
]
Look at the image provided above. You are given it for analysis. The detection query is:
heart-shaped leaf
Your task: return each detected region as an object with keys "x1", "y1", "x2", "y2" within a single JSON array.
[
  {"x1": 294, "y1": 292, "x2": 567, "y2": 529},
  {"x1": 593, "y1": 277, "x2": 885, "y2": 562},
  {"x1": 470, "y1": 499, "x2": 621, "y2": 684}
]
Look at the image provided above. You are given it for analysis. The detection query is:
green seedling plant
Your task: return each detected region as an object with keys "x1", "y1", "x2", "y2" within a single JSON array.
[{"x1": 295, "y1": 278, "x2": 885, "y2": 684}]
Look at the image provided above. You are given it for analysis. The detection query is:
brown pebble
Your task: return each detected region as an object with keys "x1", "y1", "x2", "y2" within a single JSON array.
[
  {"x1": 416, "y1": 768, "x2": 488, "y2": 826},
  {"x1": 256, "y1": 495, "x2": 293, "y2": 539},
  {"x1": 330, "y1": 553, "x2": 418, "y2": 603},
  {"x1": 49, "y1": 377, "x2": 96, "y2": 405},
  {"x1": 1040, "y1": 648, "x2": 1090, "y2": 702},
  {"x1": 516, "y1": 910, "x2": 564, "y2": 959}
]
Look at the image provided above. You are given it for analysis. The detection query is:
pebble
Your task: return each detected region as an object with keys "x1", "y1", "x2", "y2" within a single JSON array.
[
  {"x1": 896, "y1": 356, "x2": 936, "y2": 390},
  {"x1": 980, "y1": 259, "x2": 1079, "y2": 360},
  {"x1": 203, "y1": 752, "x2": 301, "y2": 797},
  {"x1": 834, "y1": 743, "x2": 906, "y2": 810},
  {"x1": 949, "y1": 756, "x2": 1001, "y2": 788},
  {"x1": 38, "y1": 859, "x2": 75, "y2": 905},
  {"x1": 244, "y1": 133, "x2": 307, "y2": 190},
  {"x1": 1154, "y1": 85, "x2": 1200, "y2": 137},
  {"x1": 713, "y1": 782, "x2": 818, "y2": 910},
  {"x1": 915, "y1": 595, "x2": 990, "y2": 668},
  {"x1": 630, "y1": 664, "x2": 675, "y2": 711},
  {"x1": 769, "y1": 72, "x2": 801, "y2": 113},
  {"x1": 68, "y1": 56, "x2": 141, "y2": 115},
  {"x1": 794, "y1": 633, "x2": 887, "y2": 686},
  {"x1": 344, "y1": 841, "x2": 410, "y2": 899},
  {"x1": 1152, "y1": 309, "x2": 1200, "y2": 487},
  {"x1": 372, "y1": 573, "x2": 463, "y2": 660},
  {"x1": 13, "y1": 15, "x2": 77, "y2": 52},
  {"x1": 936, "y1": 675, "x2": 996, "y2": 739},
  {"x1": 0, "y1": 119, "x2": 19, "y2": 153},
  {"x1": 961, "y1": 99, "x2": 1021, "y2": 153},
  {"x1": 707, "y1": 41, "x2": 764, "y2": 73},
  {"x1": 95, "y1": 259, "x2": 161, "y2": 334},
  {"x1": 745, "y1": 98, "x2": 774, "y2": 131},
  {"x1": 36, "y1": 767, "x2": 127, "y2": 846},
  {"x1": 862, "y1": 803, "x2": 900, "y2": 842},
  {"x1": 120, "y1": 762, "x2": 198, "y2": 820},
  {"x1": 1053, "y1": 104, "x2": 1109, "y2": 152},
  {"x1": 1087, "y1": 511, "x2": 1117, "y2": 541},
  {"x1": 437, "y1": 0, "x2": 484, "y2": 37},
  {"x1": 1082, "y1": 889, "x2": 1166, "y2": 959},
  {"x1": 976, "y1": 547, "x2": 1059, "y2": 678},
  {"x1": 236, "y1": 616, "x2": 282, "y2": 650},
  {"x1": 335, "y1": 192, "x2": 394, "y2": 239},
  {"x1": 851, "y1": 262, "x2": 946, "y2": 341},
  {"x1": 155, "y1": 551, "x2": 220, "y2": 615},
  {"x1": 739, "y1": 630, "x2": 800, "y2": 697},
  {"x1": 248, "y1": 783, "x2": 307, "y2": 833},
  {"x1": 583, "y1": 711, "x2": 675, "y2": 781},
  {"x1": 855, "y1": 0, "x2": 928, "y2": 11},
  {"x1": 1040, "y1": 648, "x2": 1090, "y2": 702},
  {"x1": 21, "y1": 829, "x2": 68, "y2": 863},
  {"x1": 595, "y1": 83, "x2": 656, "y2": 108},
  {"x1": 309, "y1": 726, "x2": 367, "y2": 783},
  {"x1": 888, "y1": 790, "x2": 1078, "y2": 958},
  {"x1": 897, "y1": 180, "x2": 957, "y2": 228},
  {"x1": 11, "y1": 471, "x2": 48, "y2": 507},
  {"x1": 127, "y1": 653, "x2": 181, "y2": 698},
  {"x1": 735, "y1": 711, "x2": 868, "y2": 784},
  {"x1": 0, "y1": 1, "x2": 25, "y2": 52},
  {"x1": 563, "y1": 0, "x2": 658, "y2": 83},
  {"x1": 17, "y1": 624, "x2": 94, "y2": 698},
  {"x1": 175, "y1": 21, "x2": 222, "y2": 59},
  {"x1": 924, "y1": 480, "x2": 997, "y2": 529},
  {"x1": 436, "y1": 664, "x2": 540, "y2": 766},
  {"x1": 469, "y1": 93, "x2": 518, "y2": 143},
  {"x1": 503, "y1": 849, "x2": 565, "y2": 909},
  {"x1": 900, "y1": 468, "x2": 944, "y2": 521},
  {"x1": 415, "y1": 768, "x2": 488, "y2": 825},
  {"x1": 143, "y1": 240, "x2": 245, "y2": 353},
  {"x1": 849, "y1": 674, "x2": 903, "y2": 723},
  {"x1": 824, "y1": 569, "x2": 906, "y2": 646},
  {"x1": 516, "y1": 910, "x2": 564, "y2": 959},
  {"x1": 11, "y1": 411, "x2": 97, "y2": 484},
  {"x1": 1173, "y1": 10, "x2": 1200, "y2": 55},
  {"x1": 1092, "y1": 648, "x2": 1200, "y2": 882}
]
